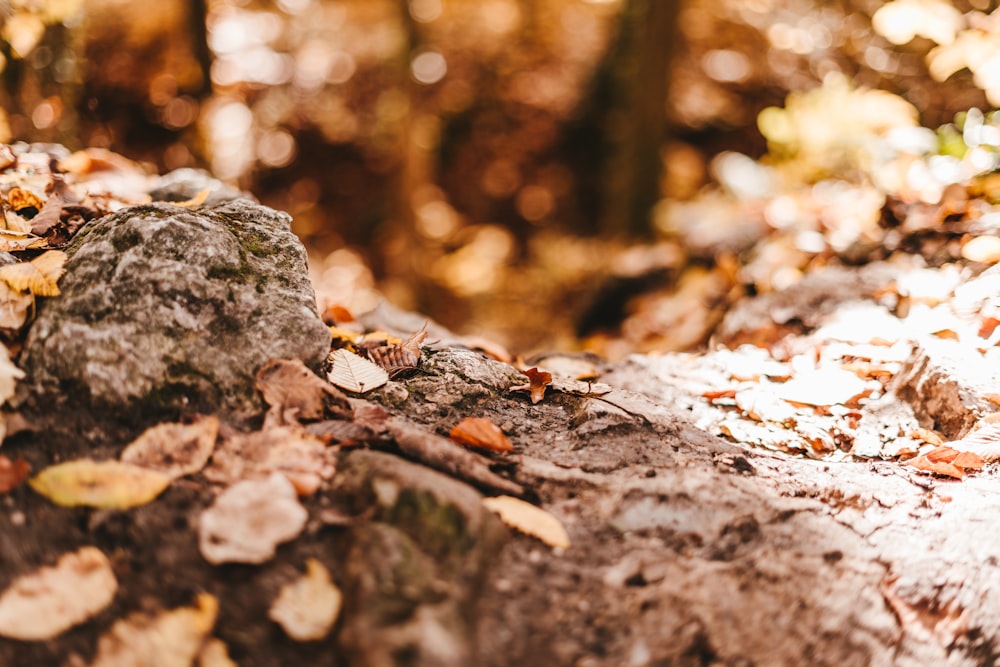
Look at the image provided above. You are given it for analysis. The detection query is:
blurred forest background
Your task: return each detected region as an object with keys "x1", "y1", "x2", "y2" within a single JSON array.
[{"x1": 2, "y1": 0, "x2": 1000, "y2": 354}]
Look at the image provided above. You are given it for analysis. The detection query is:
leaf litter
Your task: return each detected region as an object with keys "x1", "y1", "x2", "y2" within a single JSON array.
[
  {"x1": 268, "y1": 558, "x2": 343, "y2": 641},
  {"x1": 0, "y1": 546, "x2": 117, "y2": 641}
]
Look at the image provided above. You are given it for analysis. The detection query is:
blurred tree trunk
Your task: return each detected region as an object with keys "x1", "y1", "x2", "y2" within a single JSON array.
[{"x1": 567, "y1": 0, "x2": 680, "y2": 239}]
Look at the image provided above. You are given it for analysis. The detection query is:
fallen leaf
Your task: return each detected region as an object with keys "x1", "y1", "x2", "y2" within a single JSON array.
[
  {"x1": 450, "y1": 416, "x2": 514, "y2": 453},
  {"x1": 199, "y1": 473, "x2": 308, "y2": 564},
  {"x1": 510, "y1": 367, "x2": 552, "y2": 404},
  {"x1": 0, "y1": 230, "x2": 46, "y2": 252},
  {"x1": 0, "y1": 281, "x2": 31, "y2": 330},
  {"x1": 0, "y1": 455, "x2": 30, "y2": 493},
  {"x1": 172, "y1": 188, "x2": 210, "y2": 208},
  {"x1": 962, "y1": 235, "x2": 1000, "y2": 263},
  {"x1": 28, "y1": 192, "x2": 63, "y2": 237},
  {"x1": 88, "y1": 593, "x2": 218, "y2": 667},
  {"x1": 0, "y1": 343, "x2": 24, "y2": 405},
  {"x1": 944, "y1": 421, "x2": 1000, "y2": 461},
  {"x1": 363, "y1": 323, "x2": 427, "y2": 377},
  {"x1": 269, "y1": 558, "x2": 342, "y2": 641},
  {"x1": 906, "y1": 446, "x2": 982, "y2": 479},
  {"x1": 30, "y1": 459, "x2": 172, "y2": 509},
  {"x1": 119, "y1": 416, "x2": 219, "y2": 479},
  {"x1": 7, "y1": 186, "x2": 43, "y2": 213},
  {"x1": 0, "y1": 249, "x2": 67, "y2": 296},
  {"x1": 256, "y1": 358, "x2": 350, "y2": 423},
  {"x1": 0, "y1": 546, "x2": 117, "y2": 641},
  {"x1": 204, "y1": 425, "x2": 335, "y2": 495},
  {"x1": 775, "y1": 368, "x2": 871, "y2": 407},
  {"x1": 327, "y1": 348, "x2": 389, "y2": 393},
  {"x1": 198, "y1": 638, "x2": 238, "y2": 667},
  {"x1": 482, "y1": 495, "x2": 570, "y2": 549}
]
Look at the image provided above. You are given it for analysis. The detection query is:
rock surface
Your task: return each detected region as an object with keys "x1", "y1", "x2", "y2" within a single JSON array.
[{"x1": 16, "y1": 199, "x2": 330, "y2": 428}]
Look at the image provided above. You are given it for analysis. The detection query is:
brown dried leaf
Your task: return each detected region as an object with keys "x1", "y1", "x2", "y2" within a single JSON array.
[
  {"x1": 199, "y1": 473, "x2": 308, "y2": 564},
  {"x1": 30, "y1": 459, "x2": 172, "y2": 509},
  {"x1": 88, "y1": 594, "x2": 218, "y2": 667},
  {"x1": 0, "y1": 546, "x2": 117, "y2": 641},
  {"x1": 256, "y1": 358, "x2": 350, "y2": 424},
  {"x1": 28, "y1": 192, "x2": 62, "y2": 236},
  {"x1": 482, "y1": 495, "x2": 570, "y2": 549},
  {"x1": 0, "y1": 454, "x2": 30, "y2": 493},
  {"x1": 364, "y1": 323, "x2": 426, "y2": 377},
  {"x1": 0, "y1": 249, "x2": 67, "y2": 296},
  {"x1": 204, "y1": 425, "x2": 335, "y2": 495},
  {"x1": 119, "y1": 416, "x2": 219, "y2": 479},
  {"x1": 450, "y1": 416, "x2": 514, "y2": 453},
  {"x1": 269, "y1": 559, "x2": 342, "y2": 641},
  {"x1": 510, "y1": 367, "x2": 552, "y2": 404}
]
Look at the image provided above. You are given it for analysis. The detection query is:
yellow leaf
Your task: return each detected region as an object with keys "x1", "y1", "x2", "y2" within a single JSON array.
[
  {"x1": 172, "y1": 188, "x2": 210, "y2": 208},
  {"x1": 0, "y1": 249, "x2": 67, "y2": 296},
  {"x1": 482, "y1": 495, "x2": 570, "y2": 549},
  {"x1": 962, "y1": 236, "x2": 1000, "y2": 263},
  {"x1": 89, "y1": 594, "x2": 218, "y2": 667},
  {"x1": 30, "y1": 459, "x2": 172, "y2": 509},
  {"x1": 269, "y1": 558, "x2": 342, "y2": 641},
  {"x1": 327, "y1": 348, "x2": 389, "y2": 393},
  {"x1": 0, "y1": 546, "x2": 117, "y2": 641}
]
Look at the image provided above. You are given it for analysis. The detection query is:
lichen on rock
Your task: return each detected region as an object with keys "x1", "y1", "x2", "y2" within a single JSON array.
[{"x1": 16, "y1": 198, "x2": 331, "y2": 428}]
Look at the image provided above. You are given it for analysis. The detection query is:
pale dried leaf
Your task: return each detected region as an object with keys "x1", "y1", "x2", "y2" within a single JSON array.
[
  {"x1": 269, "y1": 558, "x2": 342, "y2": 641},
  {"x1": 0, "y1": 229, "x2": 46, "y2": 252},
  {"x1": 776, "y1": 368, "x2": 871, "y2": 407},
  {"x1": 30, "y1": 459, "x2": 172, "y2": 509},
  {"x1": 120, "y1": 416, "x2": 219, "y2": 479},
  {"x1": 0, "y1": 343, "x2": 24, "y2": 405},
  {"x1": 946, "y1": 421, "x2": 1000, "y2": 462},
  {"x1": 89, "y1": 593, "x2": 218, "y2": 667},
  {"x1": 199, "y1": 473, "x2": 308, "y2": 564},
  {"x1": 0, "y1": 546, "x2": 117, "y2": 641},
  {"x1": 198, "y1": 638, "x2": 238, "y2": 667},
  {"x1": 482, "y1": 495, "x2": 570, "y2": 549},
  {"x1": 0, "y1": 280, "x2": 32, "y2": 329},
  {"x1": 327, "y1": 349, "x2": 389, "y2": 393}
]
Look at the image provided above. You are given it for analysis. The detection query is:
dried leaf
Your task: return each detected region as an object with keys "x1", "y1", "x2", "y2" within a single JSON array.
[
  {"x1": 119, "y1": 416, "x2": 219, "y2": 479},
  {"x1": 30, "y1": 459, "x2": 172, "y2": 509},
  {"x1": 198, "y1": 638, "x2": 238, "y2": 667},
  {"x1": 945, "y1": 421, "x2": 1000, "y2": 461},
  {"x1": 0, "y1": 343, "x2": 24, "y2": 405},
  {"x1": 510, "y1": 367, "x2": 552, "y2": 404},
  {"x1": 204, "y1": 425, "x2": 335, "y2": 495},
  {"x1": 0, "y1": 249, "x2": 67, "y2": 296},
  {"x1": 0, "y1": 229, "x2": 46, "y2": 252},
  {"x1": 962, "y1": 235, "x2": 1000, "y2": 263},
  {"x1": 0, "y1": 280, "x2": 32, "y2": 329},
  {"x1": 29, "y1": 192, "x2": 62, "y2": 236},
  {"x1": 0, "y1": 546, "x2": 117, "y2": 641},
  {"x1": 269, "y1": 559, "x2": 342, "y2": 641},
  {"x1": 7, "y1": 186, "x2": 43, "y2": 213},
  {"x1": 364, "y1": 324, "x2": 426, "y2": 376},
  {"x1": 256, "y1": 358, "x2": 349, "y2": 423},
  {"x1": 327, "y1": 348, "x2": 389, "y2": 393},
  {"x1": 199, "y1": 473, "x2": 308, "y2": 564},
  {"x1": 775, "y1": 368, "x2": 871, "y2": 407},
  {"x1": 450, "y1": 416, "x2": 514, "y2": 453},
  {"x1": 881, "y1": 575, "x2": 968, "y2": 645},
  {"x1": 88, "y1": 594, "x2": 218, "y2": 667},
  {"x1": 0, "y1": 455, "x2": 30, "y2": 493},
  {"x1": 482, "y1": 495, "x2": 570, "y2": 549},
  {"x1": 906, "y1": 446, "x2": 982, "y2": 479},
  {"x1": 172, "y1": 188, "x2": 210, "y2": 208}
]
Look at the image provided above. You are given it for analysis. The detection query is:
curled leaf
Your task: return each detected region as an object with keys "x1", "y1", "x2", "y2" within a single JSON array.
[
  {"x1": 510, "y1": 367, "x2": 552, "y2": 404},
  {"x1": 0, "y1": 546, "x2": 117, "y2": 641},
  {"x1": 29, "y1": 459, "x2": 172, "y2": 509},
  {"x1": 482, "y1": 495, "x2": 570, "y2": 549},
  {"x1": 256, "y1": 358, "x2": 349, "y2": 423},
  {"x1": 450, "y1": 416, "x2": 514, "y2": 453}
]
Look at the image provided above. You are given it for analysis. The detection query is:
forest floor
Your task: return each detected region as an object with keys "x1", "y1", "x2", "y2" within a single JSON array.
[{"x1": 6, "y1": 100, "x2": 1000, "y2": 665}]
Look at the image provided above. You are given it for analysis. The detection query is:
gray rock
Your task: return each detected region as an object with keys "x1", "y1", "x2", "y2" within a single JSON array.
[{"x1": 17, "y1": 199, "x2": 331, "y2": 426}]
